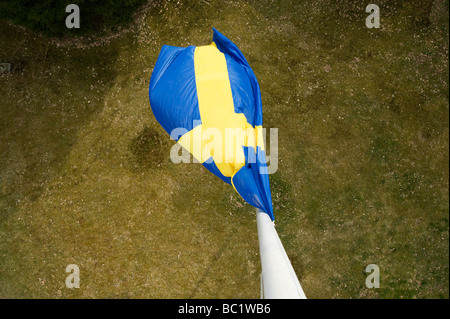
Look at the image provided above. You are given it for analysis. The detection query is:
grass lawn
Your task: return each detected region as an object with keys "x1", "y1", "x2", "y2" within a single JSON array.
[{"x1": 0, "y1": 0, "x2": 448, "y2": 298}]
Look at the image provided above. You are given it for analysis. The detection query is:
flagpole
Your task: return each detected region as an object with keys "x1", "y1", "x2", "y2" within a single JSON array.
[{"x1": 256, "y1": 209, "x2": 307, "y2": 299}]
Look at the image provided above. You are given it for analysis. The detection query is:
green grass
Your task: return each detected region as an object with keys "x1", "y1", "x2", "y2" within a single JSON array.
[{"x1": 0, "y1": 0, "x2": 448, "y2": 298}]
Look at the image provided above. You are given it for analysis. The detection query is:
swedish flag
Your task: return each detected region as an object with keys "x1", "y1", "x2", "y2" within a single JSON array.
[{"x1": 149, "y1": 28, "x2": 274, "y2": 220}]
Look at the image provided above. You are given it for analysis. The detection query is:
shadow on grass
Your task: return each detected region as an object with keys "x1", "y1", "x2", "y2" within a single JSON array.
[
  {"x1": 0, "y1": 20, "x2": 121, "y2": 221},
  {"x1": 129, "y1": 126, "x2": 167, "y2": 170}
]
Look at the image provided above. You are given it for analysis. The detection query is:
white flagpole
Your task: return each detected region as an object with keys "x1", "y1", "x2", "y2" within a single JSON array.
[{"x1": 256, "y1": 209, "x2": 307, "y2": 299}]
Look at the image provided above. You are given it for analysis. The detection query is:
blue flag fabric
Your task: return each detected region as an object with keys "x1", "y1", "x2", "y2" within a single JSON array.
[{"x1": 149, "y1": 28, "x2": 274, "y2": 220}]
